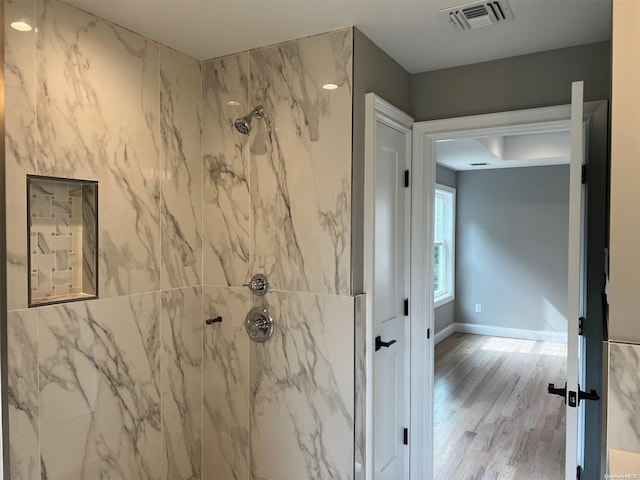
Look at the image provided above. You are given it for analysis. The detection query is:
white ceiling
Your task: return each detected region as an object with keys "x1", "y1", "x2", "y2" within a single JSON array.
[
  {"x1": 63, "y1": 0, "x2": 612, "y2": 74},
  {"x1": 436, "y1": 131, "x2": 571, "y2": 171}
]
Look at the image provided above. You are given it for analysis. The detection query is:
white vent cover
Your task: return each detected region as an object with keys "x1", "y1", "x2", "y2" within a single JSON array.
[{"x1": 441, "y1": 1, "x2": 515, "y2": 31}]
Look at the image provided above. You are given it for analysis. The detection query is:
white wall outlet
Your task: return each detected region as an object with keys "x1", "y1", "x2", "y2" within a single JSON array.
[{"x1": 475, "y1": 303, "x2": 482, "y2": 313}]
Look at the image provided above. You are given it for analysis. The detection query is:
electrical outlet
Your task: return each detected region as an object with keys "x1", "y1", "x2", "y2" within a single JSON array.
[{"x1": 475, "y1": 303, "x2": 482, "y2": 313}]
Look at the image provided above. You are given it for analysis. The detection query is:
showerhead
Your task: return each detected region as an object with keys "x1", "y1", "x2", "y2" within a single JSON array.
[{"x1": 234, "y1": 106, "x2": 264, "y2": 135}]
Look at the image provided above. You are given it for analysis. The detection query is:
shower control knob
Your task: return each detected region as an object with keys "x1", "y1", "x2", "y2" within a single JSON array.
[
  {"x1": 245, "y1": 307, "x2": 275, "y2": 343},
  {"x1": 243, "y1": 273, "x2": 269, "y2": 296}
]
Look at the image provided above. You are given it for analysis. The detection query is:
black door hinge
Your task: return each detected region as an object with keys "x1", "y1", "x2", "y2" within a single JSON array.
[
  {"x1": 404, "y1": 170, "x2": 410, "y2": 188},
  {"x1": 427, "y1": 328, "x2": 431, "y2": 340},
  {"x1": 579, "y1": 317, "x2": 585, "y2": 336},
  {"x1": 577, "y1": 465, "x2": 582, "y2": 480},
  {"x1": 581, "y1": 165, "x2": 587, "y2": 184},
  {"x1": 403, "y1": 428, "x2": 409, "y2": 445},
  {"x1": 404, "y1": 298, "x2": 409, "y2": 316}
]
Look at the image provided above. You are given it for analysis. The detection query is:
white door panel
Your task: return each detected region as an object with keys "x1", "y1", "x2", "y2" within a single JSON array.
[
  {"x1": 566, "y1": 80, "x2": 585, "y2": 479},
  {"x1": 373, "y1": 120, "x2": 410, "y2": 480}
]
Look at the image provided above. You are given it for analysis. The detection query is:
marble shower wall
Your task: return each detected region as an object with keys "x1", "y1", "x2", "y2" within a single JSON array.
[
  {"x1": 608, "y1": 342, "x2": 640, "y2": 455},
  {"x1": 202, "y1": 29, "x2": 355, "y2": 479},
  {"x1": 7, "y1": 1, "x2": 356, "y2": 477},
  {"x1": 203, "y1": 30, "x2": 353, "y2": 295},
  {"x1": 6, "y1": 0, "x2": 203, "y2": 478}
]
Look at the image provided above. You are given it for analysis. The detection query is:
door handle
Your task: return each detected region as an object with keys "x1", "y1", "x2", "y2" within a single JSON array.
[
  {"x1": 548, "y1": 383, "x2": 600, "y2": 407},
  {"x1": 375, "y1": 336, "x2": 397, "y2": 352},
  {"x1": 578, "y1": 388, "x2": 600, "y2": 403},
  {"x1": 547, "y1": 382, "x2": 567, "y2": 402}
]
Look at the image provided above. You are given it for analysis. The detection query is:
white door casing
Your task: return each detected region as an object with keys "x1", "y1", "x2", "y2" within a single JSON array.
[
  {"x1": 364, "y1": 93, "x2": 413, "y2": 480},
  {"x1": 411, "y1": 98, "x2": 604, "y2": 479}
]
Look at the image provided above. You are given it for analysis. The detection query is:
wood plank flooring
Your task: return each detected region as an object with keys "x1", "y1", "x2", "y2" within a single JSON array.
[{"x1": 434, "y1": 333, "x2": 567, "y2": 480}]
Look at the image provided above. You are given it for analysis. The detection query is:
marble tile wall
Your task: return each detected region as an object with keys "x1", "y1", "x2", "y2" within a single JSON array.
[
  {"x1": 608, "y1": 342, "x2": 640, "y2": 456},
  {"x1": 6, "y1": 0, "x2": 204, "y2": 478},
  {"x1": 249, "y1": 292, "x2": 354, "y2": 479},
  {"x1": 6, "y1": 0, "x2": 356, "y2": 478},
  {"x1": 203, "y1": 286, "x2": 251, "y2": 480},
  {"x1": 202, "y1": 28, "x2": 355, "y2": 480}
]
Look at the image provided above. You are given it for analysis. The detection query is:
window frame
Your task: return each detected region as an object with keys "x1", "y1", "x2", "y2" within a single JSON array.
[{"x1": 433, "y1": 183, "x2": 456, "y2": 308}]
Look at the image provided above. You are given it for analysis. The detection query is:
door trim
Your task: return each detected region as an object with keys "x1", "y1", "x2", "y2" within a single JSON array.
[
  {"x1": 364, "y1": 93, "x2": 413, "y2": 480},
  {"x1": 411, "y1": 101, "x2": 606, "y2": 479}
]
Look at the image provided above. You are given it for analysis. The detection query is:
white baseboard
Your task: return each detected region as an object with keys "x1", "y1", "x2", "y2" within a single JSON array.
[
  {"x1": 453, "y1": 322, "x2": 567, "y2": 343},
  {"x1": 434, "y1": 322, "x2": 567, "y2": 344},
  {"x1": 434, "y1": 323, "x2": 456, "y2": 345}
]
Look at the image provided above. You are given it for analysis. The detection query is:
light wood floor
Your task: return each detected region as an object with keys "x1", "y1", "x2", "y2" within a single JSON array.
[{"x1": 434, "y1": 333, "x2": 567, "y2": 480}]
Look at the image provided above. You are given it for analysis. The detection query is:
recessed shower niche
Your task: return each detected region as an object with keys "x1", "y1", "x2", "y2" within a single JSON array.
[{"x1": 27, "y1": 175, "x2": 98, "y2": 306}]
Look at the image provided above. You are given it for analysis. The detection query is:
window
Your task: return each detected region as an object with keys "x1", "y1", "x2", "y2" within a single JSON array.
[{"x1": 434, "y1": 184, "x2": 455, "y2": 307}]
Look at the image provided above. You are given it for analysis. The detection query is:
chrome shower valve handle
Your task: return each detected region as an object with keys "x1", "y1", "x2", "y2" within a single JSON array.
[{"x1": 243, "y1": 273, "x2": 269, "y2": 296}]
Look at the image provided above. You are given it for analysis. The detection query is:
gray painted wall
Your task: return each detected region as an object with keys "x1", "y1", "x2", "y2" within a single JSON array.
[
  {"x1": 352, "y1": 28, "x2": 411, "y2": 294},
  {"x1": 436, "y1": 164, "x2": 457, "y2": 188},
  {"x1": 411, "y1": 41, "x2": 611, "y2": 121},
  {"x1": 455, "y1": 165, "x2": 569, "y2": 333},
  {"x1": 435, "y1": 164, "x2": 457, "y2": 334}
]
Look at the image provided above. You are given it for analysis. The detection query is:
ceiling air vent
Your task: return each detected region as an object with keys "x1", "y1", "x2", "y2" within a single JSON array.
[{"x1": 442, "y1": 1, "x2": 515, "y2": 31}]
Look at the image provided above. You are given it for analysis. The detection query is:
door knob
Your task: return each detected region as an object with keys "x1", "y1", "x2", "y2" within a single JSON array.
[{"x1": 375, "y1": 336, "x2": 397, "y2": 352}]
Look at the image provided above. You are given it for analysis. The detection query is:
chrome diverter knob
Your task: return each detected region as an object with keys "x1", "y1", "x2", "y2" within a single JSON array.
[{"x1": 243, "y1": 273, "x2": 269, "y2": 296}]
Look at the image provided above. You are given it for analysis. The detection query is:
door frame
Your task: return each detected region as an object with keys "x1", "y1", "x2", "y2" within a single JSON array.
[
  {"x1": 411, "y1": 101, "x2": 606, "y2": 479},
  {"x1": 363, "y1": 93, "x2": 413, "y2": 480}
]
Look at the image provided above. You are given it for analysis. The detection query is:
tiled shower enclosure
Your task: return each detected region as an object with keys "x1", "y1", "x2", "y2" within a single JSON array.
[{"x1": 5, "y1": 0, "x2": 355, "y2": 478}]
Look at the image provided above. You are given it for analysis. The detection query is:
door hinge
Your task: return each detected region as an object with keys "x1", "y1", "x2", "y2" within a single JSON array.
[
  {"x1": 404, "y1": 298, "x2": 409, "y2": 316},
  {"x1": 581, "y1": 165, "x2": 587, "y2": 184},
  {"x1": 427, "y1": 328, "x2": 431, "y2": 340},
  {"x1": 577, "y1": 465, "x2": 582, "y2": 480},
  {"x1": 404, "y1": 170, "x2": 410, "y2": 188},
  {"x1": 579, "y1": 316, "x2": 585, "y2": 336},
  {"x1": 403, "y1": 428, "x2": 409, "y2": 445}
]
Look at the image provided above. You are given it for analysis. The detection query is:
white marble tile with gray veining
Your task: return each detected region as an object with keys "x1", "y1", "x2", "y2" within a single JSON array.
[
  {"x1": 160, "y1": 46, "x2": 203, "y2": 290},
  {"x1": 5, "y1": 0, "x2": 37, "y2": 311},
  {"x1": 37, "y1": 294, "x2": 162, "y2": 479},
  {"x1": 249, "y1": 29, "x2": 352, "y2": 296},
  {"x1": 36, "y1": 0, "x2": 161, "y2": 298},
  {"x1": 609, "y1": 342, "x2": 640, "y2": 454},
  {"x1": 203, "y1": 286, "x2": 250, "y2": 480},
  {"x1": 100, "y1": 294, "x2": 162, "y2": 479},
  {"x1": 202, "y1": 54, "x2": 252, "y2": 287},
  {"x1": 161, "y1": 287, "x2": 203, "y2": 480},
  {"x1": 8, "y1": 309, "x2": 40, "y2": 480},
  {"x1": 250, "y1": 291, "x2": 354, "y2": 480}
]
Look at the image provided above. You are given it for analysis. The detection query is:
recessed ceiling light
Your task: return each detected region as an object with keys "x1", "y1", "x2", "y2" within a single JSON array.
[
  {"x1": 322, "y1": 83, "x2": 338, "y2": 90},
  {"x1": 10, "y1": 21, "x2": 32, "y2": 32},
  {"x1": 226, "y1": 100, "x2": 240, "y2": 106}
]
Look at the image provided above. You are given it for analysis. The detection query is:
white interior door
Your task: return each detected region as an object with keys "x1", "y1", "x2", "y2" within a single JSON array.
[
  {"x1": 566, "y1": 80, "x2": 586, "y2": 479},
  {"x1": 372, "y1": 120, "x2": 410, "y2": 480}
]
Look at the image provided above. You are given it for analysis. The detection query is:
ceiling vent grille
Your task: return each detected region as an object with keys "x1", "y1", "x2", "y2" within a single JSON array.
[{"x1": 442, "y1": 1, "x2": 515, "y2": 31}]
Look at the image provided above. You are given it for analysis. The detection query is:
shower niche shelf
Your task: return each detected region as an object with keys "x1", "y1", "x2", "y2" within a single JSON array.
[{"x1": 27, "y1": 175, "x2": 98, "y2": 307}]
